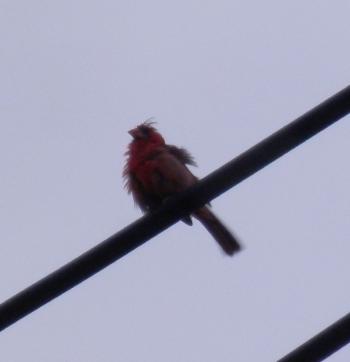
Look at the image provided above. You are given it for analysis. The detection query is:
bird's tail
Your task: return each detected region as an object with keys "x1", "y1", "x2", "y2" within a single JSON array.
[{"x1": 194, "y1": 207, "x2": 241, "y2": 256}]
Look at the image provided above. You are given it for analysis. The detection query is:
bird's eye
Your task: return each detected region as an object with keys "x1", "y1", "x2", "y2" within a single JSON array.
[{"x1": 138, "y1": 126, "x2": 150, "y2": 137}]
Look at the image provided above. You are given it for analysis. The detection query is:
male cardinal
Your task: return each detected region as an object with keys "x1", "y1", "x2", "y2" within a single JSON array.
[{"x1": 123, "y1": 121, "x2": 241, "y2": 255}]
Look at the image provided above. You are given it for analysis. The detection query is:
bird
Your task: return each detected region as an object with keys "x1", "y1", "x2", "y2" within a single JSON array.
[{"x1": 123, "y1": 120, "x2": 241, "y2": 255}]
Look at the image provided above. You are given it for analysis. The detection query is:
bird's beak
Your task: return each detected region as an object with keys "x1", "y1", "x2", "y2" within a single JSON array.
[{"x1": 128, "y1": 128, "x2": 142, "y2": 139}]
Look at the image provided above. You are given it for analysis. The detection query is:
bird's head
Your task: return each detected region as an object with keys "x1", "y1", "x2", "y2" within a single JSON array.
[{"x1": 128, "y1": 120, "x2": 165, "y2": 146}]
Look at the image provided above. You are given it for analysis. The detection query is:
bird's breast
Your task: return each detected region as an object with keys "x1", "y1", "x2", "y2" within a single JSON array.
[{"x1": 132, "y1": 159, "x2": 159, "y2": 192}]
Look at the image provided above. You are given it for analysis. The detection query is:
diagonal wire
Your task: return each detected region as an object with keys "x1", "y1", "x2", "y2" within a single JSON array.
[
  {"x1": 278, "y1": 312, "x2": 350, "y2": 362},
  {"x1": 0, "y1": 86, "x2": 349, "y2": 333}
]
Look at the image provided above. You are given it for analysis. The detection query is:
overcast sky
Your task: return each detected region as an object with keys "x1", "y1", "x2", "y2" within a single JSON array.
[{"x1": 1, "y1": 1, "x2": 350, "y2": 361}]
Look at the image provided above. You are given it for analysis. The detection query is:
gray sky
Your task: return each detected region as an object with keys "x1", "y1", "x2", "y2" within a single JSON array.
[{"x1": 1, "y1": 1, "x2": 350, "y2": 361}]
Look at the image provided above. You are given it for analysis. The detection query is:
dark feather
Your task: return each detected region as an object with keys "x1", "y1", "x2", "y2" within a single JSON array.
[
  {"x1": 166, "y1": 145, "x2": 197, "y2": 167},
  {"x1": 181, "y1": 216, "x2": 193, "y2": 225},
  {"x1": 194, "y1": 207, "x2": 241, "y2": 255},
  {"x1": 124, "y1": 172, "x2": 160, "y2": 212}
]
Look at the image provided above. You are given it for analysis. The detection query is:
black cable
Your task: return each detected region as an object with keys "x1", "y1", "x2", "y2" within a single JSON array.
[
  {"x1": 278, "y1": 312, "x2": 350, "y2": 362},
  {"x1": 0, "y1": 86, "x2": 349, "y2": 333}
]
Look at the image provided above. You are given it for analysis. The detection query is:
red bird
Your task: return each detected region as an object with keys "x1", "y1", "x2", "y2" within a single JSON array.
[{"x1": 124, "y1": 121, "x2": 241, "y2": 255}]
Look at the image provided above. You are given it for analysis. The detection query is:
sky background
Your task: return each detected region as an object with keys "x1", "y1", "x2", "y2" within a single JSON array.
[{"x1": 1, "y1": 1, "x2": 350, "y2": 361}]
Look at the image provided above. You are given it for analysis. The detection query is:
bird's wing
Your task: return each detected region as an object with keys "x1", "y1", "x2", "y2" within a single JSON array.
[
  {"x1": 150, "y1": 149, "x2": 197, "y2": 196},
  {"x1": 165, "y1": 145, "x2": 197, "y2": 167}
]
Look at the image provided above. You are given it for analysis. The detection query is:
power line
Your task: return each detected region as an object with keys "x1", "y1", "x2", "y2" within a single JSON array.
[
  {"x1": 278, "y1": 312, "x2": 350, "y2": 362},
  {"x1": 0, "y1": 86, "x2": 349, "y2": 334}
]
